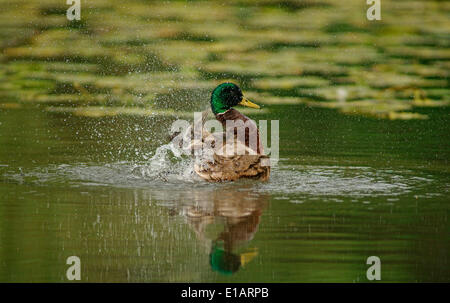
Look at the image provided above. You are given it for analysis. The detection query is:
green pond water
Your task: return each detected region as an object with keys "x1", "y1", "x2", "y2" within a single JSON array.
[
  {"x1": 0, "y1": 105, "x2": 448, "y2": 282},
  {"x1": 0, "y1": 0, "x2": 449, "y2": 282}
]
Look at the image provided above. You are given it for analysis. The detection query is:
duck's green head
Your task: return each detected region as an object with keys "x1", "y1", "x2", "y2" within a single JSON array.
[
  {"x1": 210, "y1": 83, "x2": 260, "y2": 115},
  {"x1": 209, "y1": 243, "x2": 241, "y2": 275},
  {"x1": 209, "y1": 241, "x2": 258, "y2": 275}
]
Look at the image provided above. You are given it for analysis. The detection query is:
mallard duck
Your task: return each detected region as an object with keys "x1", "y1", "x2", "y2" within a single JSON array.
[{"x1": 191, "y1": 83, "x2": 270, "y2": 182}]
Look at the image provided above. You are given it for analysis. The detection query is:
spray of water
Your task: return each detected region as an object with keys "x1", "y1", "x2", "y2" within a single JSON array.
[{"x1": 130, "y1": 141, "x2": 197, "y2": 183}]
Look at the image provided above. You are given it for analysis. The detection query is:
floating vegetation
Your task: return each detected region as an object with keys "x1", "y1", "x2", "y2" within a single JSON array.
[
  {"x1": 252, "y1": 76, "x2": 330, "y2": 89},
  {"x1": 0, "y1": 0, "x2": 448, "y2": 119},
  {"x1": 45, "y1": 105, "x2": 269, "y2": 118}
]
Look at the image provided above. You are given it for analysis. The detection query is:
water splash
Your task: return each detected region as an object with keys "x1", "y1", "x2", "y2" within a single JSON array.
[
  {"x1": 2, "y1": 159, "x2": 436, "y2": 202},
  {"x1": 129, "y1": 142, "x2": 197, "y2": 183}
]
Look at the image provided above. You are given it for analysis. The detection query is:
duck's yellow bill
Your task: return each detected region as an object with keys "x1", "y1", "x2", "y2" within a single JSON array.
[
  {"x1": 239, "y1": 97, "x2": 260, "y2": 109},
  {"x1": 240, "y1": 249, "x2": 258, "y2": 267}
]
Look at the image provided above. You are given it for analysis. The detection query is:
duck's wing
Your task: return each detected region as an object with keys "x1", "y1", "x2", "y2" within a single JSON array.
[{"x1": 170, "y1": 108, "x2": 213, "y2": 153}]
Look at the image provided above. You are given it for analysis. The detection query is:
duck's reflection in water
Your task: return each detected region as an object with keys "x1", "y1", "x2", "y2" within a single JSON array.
[{"x1": 172, "y1": 188, "x2": 268, "y2": 275}]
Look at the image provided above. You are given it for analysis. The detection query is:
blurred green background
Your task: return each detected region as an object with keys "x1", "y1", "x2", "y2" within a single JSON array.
[{"x1": 0, "y1": 0, "x2": 448, "y2": 117}]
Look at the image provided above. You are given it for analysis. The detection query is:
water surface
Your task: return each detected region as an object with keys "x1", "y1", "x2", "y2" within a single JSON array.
[{"x1": 0, "y1": 106, "x2": 448, "y2": 282}]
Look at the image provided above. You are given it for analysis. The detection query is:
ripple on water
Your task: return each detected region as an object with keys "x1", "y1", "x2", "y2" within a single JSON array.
[
  {"x1": 256, "y1": 165, "x2": 429, "y2": 198},
  {"x1": 2, "y1": 159, "x2": 435, "y2": 204}
]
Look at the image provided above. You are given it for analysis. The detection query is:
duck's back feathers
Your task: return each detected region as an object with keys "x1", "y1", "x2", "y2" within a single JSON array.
[{"x1": 194, "y1": 142, "x2": 270, "y2": 182}]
